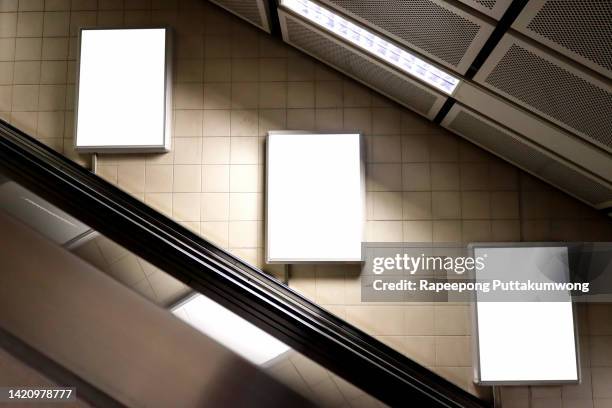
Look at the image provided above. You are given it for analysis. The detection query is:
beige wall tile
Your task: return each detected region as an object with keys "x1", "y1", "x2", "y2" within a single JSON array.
[
  {"x1": 17, "y1": 11, "x2": 43, "y2": 37},
  {"x1": 435, "y1": 336, "x2": 471, "y2": 366},
  {"x1": 491, "y1": 191, "x2": 519, "y2": 219},
  {"x1": 172, "y1": 192, "x2": 200, "y2": 221},
  {"x1": 11, "y1": 84, "x2": 38, "y2": 110},
  {"x1": 204, "y1": 58, "x2": 231, "y2": 82},
  {"x1": 367, "y1": 163, "x2": 401, "y2": 192},
  {"x1": 173, "y1": 137, "x2": 202, "y2": 164},
  {"x1": 0, "y1": 38, "x2": 16, "y2": 61},
  {"x1": 429, "y1": 133, "x2": 458, "y2": 162},
  {"x1": 201, "y1": 164, "x2": 229, "y2": 192},
  {"x1": 314, "y1": 108, "x2": 342, "y2": 131},
  {"x1": 371, "y1": 135, "x2": 401, "y2": 163},
  {"x1": 401, "y1": 134, "x2": 429, "y2": 162},
  {"x1": 343, "y1": 81, "x2": 370, "y2": 107},
  {"x1": 229, "y1": 164, "x2": 259, "y2": 192},
  {"x1": 404, "y1": 306, "x2": 434, "y2": 335},
  {"x1": 41, "y1": 37, "x2": 68, "y2": 60},
  {"x1": 367, "y1": 220, "x2": 403, "y2": 242},
  {"x1": 433, "y1": 220, "x2": 462, "y2": 243},
  {"x1": 231, "y1": 81, "x2": 258, "y2": 109},
  {"x1": 434, "y1": 306, "x2": 470, "y2": 335},
  {"x1": 403, "y1": 221, "x2": 433, "y2": 242},
  {"x1": 145, "y1": 164, "x2": 173, "y2": 193},
  {"x1": 117, "y1": 163, "x2": 145, "y2": 193},
  {"x1": 228, "y1": 220, "x2": 258, "y2": 248},
  {"x1": 372, "y1": 107, "x2": 401, "y2": 135},
  {"x1": 229, "y1": 192, "x2": 261, "y2": 221},
  {"x1": 400, "y1": 336, "x2": 435, "y2": 367},
  {"x1": 592, "y1": 368, "x2": 612, "y2": 398},
  {"x1": 175, "y1": 58, "x2": 202, "y2": 83},
  {"x1": 174, "y1": 109, "x2": 202, "y2": 137},
  {"x1": 287, "y1": 81, "x2": 314, "y2": 108},
  {"x1": 201, "y1": 192, "x2": 228, "y2": 221},
  {"x1": 230, "y1": 109, "x2": 257, "y2": 136},
  {"x1": 230, "y1": 136, "x2": 258, "y2": 164},
  {"x1": 343, "y1": 107, "x2": 371, "y2": 134},
  {"x1": 462, "y1": 192, "x2": 491, "y2": 219},
  {"x1": 174, "y1": 82, "x2": 203, "y2": 109},
  {"x1": 200, "y1": 221, "x2": 229, "y2": 248},
  {"x1": 259, "y1": 58, "x2": 286, "y2": 81},
  {"x1": 202, "y1": 109, "x2": 230, "y2": 136},
  {"x1": 402, "y1": 163, "x2": 431, "y2": 191},
  {"x1": 432, "y1": 192, "x2": 461, "y2": 219},
  {"x1": 42, "y1": 11, "x2": 69, "y2": 36},
  {"x1": 315, "y1": 80, "x2": 342, "y2": 108},
  {"x1": 431, "y1": 163, "x2": 460, "y2": 191},
  {"x1": 462, "y1": 220, "x2": 492, "y2": 243},
  {"x1": 287, "y1": 55, "x2": 314, "y2": 81},
  {"x1": 259, "y1": 81, "x2": 286, "y2": 109},
  {"x1": 372, "y1": 191, "x2": 402, "y2": 220},
  {"x1": 402, "y1": 192, "x2": 431, "y2": 220},
  {"x1": 14, "y1": 37, "x2": 40, "y2": 60},
  {"x1": 461, "y1": 163, "x2": 489, "y2": 191},
  {"x1": 12, "y1": 61, "x2": 39, "y2": 84},
  {"x1": 38, "y1": 84, "x2": 65, "y2": 110},
  {"x1": 173, "y1": 164, "x2": 201, "y2": 192}
]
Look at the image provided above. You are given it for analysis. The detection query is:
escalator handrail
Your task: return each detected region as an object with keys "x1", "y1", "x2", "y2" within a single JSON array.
[{"x1": 0, "y1": 119, "x2": 490, "y2": 408}]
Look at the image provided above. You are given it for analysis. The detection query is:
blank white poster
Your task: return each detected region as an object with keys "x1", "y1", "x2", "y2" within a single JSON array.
[
  {"x1": 75, "y1": 28, "x2": 170, "y2": 152},
  {"x1": 474, "y1": 246, "x2": 579, "y2": 384},
  {"x1": 266, "y1": 132, "x2": 364, "y2": 262}
]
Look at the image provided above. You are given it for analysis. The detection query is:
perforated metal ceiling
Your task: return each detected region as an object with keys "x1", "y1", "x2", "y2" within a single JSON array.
[
  {"x1": 455, "y1": 0, "x2": 513, "y2": 20},
  {"x1": 318, "y1": 0, "x2": 494, "y2": 73},
  {"x1": 475, "y1": 35, "x2": 612, "y2": 153},
  {"x1": 224, "y1": 0, "x2": 612, "y2": 210},
  {"x1": 279, "y1": 12, "x2": 447, "y2": 119},
  {"x1": 513, "y1": 0, "x2": 612, "y2": 79}
]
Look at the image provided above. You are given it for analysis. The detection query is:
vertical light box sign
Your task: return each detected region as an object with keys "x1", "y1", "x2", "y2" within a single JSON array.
[
  {"x1": 266, "y1": 132, "x2": 364, "y2": 262},
  {"x1": 75, "y1": 28, "x2": 172, "y2": 152},
  {"x1": 473, "y1": 246, "x2": 580, "y2": 385}
]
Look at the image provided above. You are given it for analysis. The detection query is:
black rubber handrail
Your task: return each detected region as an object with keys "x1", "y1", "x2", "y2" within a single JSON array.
[{"x1": 0, "y1": 119, "x2": 490, "y2": 408}]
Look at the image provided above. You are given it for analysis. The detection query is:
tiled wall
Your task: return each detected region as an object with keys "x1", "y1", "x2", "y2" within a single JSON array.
[{"x1": 1, "y1": 0, "x2": 612, "y2": 406}]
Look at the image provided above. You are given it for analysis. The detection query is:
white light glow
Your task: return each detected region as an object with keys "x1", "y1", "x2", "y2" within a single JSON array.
[
  {"x1": 172, "y1": 294, "x2": 290, "y2": 365},
  {"x1": 76, "y1": 28, "x2": 170, "y2": 151},
  {"x1": 281, "y1": 0, "x2": 460, "y2": 94},
  {"x1": 474, "y1": 247, "x2": 579, "y2": 384},
  {"x1": 267, "y1": 132, "x2": 363, "y2": 262}
]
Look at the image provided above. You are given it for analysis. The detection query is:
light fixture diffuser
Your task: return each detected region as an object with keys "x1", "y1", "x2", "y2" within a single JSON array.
[
  {"x1": 280, "y1": 0, "x2": 460, "y2": 94},
  {"x1": 75, "y1": 28, "x2": 172, "y2": 152},
  {"x1": 172, "y1": 293, "x2": 290, "y2": 365}
]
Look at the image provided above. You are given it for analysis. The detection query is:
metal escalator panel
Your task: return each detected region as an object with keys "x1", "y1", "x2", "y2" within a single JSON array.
[{"x1": 0, "y1": 118, "x2": 491, "y2": 408}]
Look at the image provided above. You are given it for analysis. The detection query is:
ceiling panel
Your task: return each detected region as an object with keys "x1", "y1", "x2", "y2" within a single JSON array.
[
  {"x1": 279, "y1": 10, "x2": 448, "y2": 119},
  {"x1": 513, "y1": 0, "x2": 612, "y2": 79},
  {"x1": 455, "y1": 0, "x2": 513, "y2": 20},
  {"x1": 474, "y1": 34, "x2": 612, "y2": 153},
  {"x1": 318, "y1": 0, "x2": 495, "y2": 74}
]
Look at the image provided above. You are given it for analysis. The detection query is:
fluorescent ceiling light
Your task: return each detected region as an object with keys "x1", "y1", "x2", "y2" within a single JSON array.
[
  {"x1": 75, "y1": 28, "x2": 171, "y2": 152},
  {"x1": 473, "y1": 247, "x2": 579, "y2": 384},
  {"x1": 280, "y1": 0, "x2": 460, "y2": 94},
  {"x1": 172, "y1": 294, "x2": 290, "y2": 365},
  {"x1": 266, "y1": 132, "x2": 364, "y2": 262}
]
